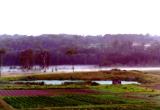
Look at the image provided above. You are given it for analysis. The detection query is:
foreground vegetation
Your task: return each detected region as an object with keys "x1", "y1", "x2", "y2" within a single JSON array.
[
  {"x1": 0, "y1": 84, "x2": 160, "y2": 110},
  {"x1": 3, "y1": 94, "x2": 150, "y2": 110},
  {"x1": 0, "y1": 70, "x2": 160, "y2": 110}
]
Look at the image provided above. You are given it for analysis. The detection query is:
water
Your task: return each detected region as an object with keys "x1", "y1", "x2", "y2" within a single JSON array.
[
  {"x1": 93, "y1": 80, "x2": 140, "y2": 85},
  {"x1": 12, "y1": 80, "x2": 140, "y2": 85},
  {"x1": 2, "y1": 65, "x2": 160, "y2": 74}
]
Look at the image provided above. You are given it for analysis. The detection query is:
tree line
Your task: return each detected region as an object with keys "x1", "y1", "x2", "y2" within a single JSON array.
[{"x1": 0, "y1": 34, "x2": 160, "y2": 67}]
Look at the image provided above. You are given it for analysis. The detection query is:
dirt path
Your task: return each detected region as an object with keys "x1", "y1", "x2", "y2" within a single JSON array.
[{"x1": 0, "y1": 99, "x2": 15, "y2": 110}]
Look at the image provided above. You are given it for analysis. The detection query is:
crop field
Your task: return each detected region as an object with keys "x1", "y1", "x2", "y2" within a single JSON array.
[
  {"x1": 0, "y1": 70, "x2": 160, "y2": 110},
  {"x1": 3, "y1": 94, "x2": 148, "y2": 110},
  {"x1": 0, "y1": 84, "x2": 159, "y2": 110}
]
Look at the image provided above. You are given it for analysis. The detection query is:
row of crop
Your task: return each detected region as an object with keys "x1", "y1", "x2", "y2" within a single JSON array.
[
  {"x1": 66, "y1": 95, "x2": 107, "y2": 104},
  {"x1": 65, "y1": 94, "x2": 138, "y2": 105},
  {"x1": 4, "y1": 96, "x2": 89, "y2": 109},
  {"x1": 3, "y1": 94, "x2": 146, "y2": 109}
]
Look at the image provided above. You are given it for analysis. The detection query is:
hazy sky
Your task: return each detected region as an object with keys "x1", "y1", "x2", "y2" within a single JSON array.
[{"x1": 0, "y1": 0, "x2": 160, "y2": 35}]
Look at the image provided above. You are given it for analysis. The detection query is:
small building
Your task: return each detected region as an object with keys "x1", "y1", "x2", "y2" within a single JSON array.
[{"x1": 112, "y1": 79, "x2": 121, "y2": 85}]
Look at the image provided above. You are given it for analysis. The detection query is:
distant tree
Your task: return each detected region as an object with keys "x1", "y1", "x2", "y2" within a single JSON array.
[
  {"x1": 55, "y1": 51, "x2": 61, "y2": 72},
  {"x1": 65, "y1": 48, "x2": 77, "y2": 72},
  {"x1": 19, "y1": 49, "x2": 33, "y2": 70},
  {"x1": 0, "y1": 49, "x2": 6, "y2": 77},
  {"x1": 36, "y1": 50, "x2": 50, "y2": 72}
]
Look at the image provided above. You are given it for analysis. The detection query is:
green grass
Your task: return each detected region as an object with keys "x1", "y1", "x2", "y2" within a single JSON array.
[
  {"x1": 91, "y1": 84, "x2": 157, "y2": 93},
  {"x1": 0, "y1": 84, "x2": 87, "y2": 90}
]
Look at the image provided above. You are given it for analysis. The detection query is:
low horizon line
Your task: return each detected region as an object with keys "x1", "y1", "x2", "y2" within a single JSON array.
[{"x1": 0, "y1": 33, "x2": 159, "y2": 37}]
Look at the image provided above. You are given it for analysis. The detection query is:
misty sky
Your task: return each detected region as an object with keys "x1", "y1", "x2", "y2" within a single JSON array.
[{"x1": 0, "y1": 0, "x2": 160, "y2": 35}]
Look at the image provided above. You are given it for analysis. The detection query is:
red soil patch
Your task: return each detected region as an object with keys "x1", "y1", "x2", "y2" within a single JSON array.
[
  {"x1": 0, "y1": 89, "x2": 98, "y2": 96},
  {"x1": 148, "y1": 84, "x2": 160, "y2": 90},
  {"x1": 48, "y1": 89, "x2": 99, "y2": 95}
]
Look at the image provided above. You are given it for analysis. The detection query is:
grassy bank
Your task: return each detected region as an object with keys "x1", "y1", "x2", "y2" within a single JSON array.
[{"x1": 1, "y1": 69, "x2": 159, "y2": 84}]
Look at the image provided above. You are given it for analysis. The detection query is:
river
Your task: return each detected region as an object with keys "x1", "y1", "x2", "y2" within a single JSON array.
[{"x1": 1, "y1": 65, "x2": 160, "y2": 74}]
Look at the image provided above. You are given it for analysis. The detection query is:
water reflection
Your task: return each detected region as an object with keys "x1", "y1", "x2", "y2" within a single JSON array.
[{"x1": 13, "y1": 80, "x2": 140, "y2": 85}]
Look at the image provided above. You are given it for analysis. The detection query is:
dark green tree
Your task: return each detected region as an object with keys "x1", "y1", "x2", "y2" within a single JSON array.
[
  {"x1": 19, "y1": 49, "x2": 34, "y2": 70},
  {"x1": 0, "y1": 49, "x2": 6, "y2": 77},
  {"x1": 65, "y1": 48, "x2": 77, "y2": 72},
  {"x1": 36, "y1": 50, "x2": 50, "y2": 72}
]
